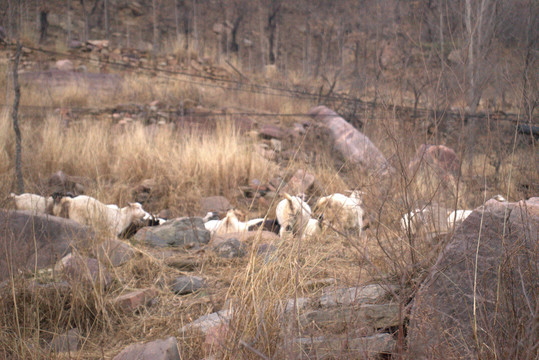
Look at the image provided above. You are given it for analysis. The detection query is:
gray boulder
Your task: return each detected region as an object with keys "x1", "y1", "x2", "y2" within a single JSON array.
[
  {"x1": 170, "y1": 276, "x2": 205, "y2": 295},
  {"x1": 134, "y1": 217, "x2": 210, "y2": 248},
  {"x1": 0, "y1": 210, "x2": 93, "y2": 281},
  {"x1": 212, "y1": 238, "x2": 247, "y2": 258},
  {"x1": 408, "y1": 197, "x2": 538, "y2": 359}
]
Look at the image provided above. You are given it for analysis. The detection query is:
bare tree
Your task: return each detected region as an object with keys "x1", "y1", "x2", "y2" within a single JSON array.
[{"x1": 11, "y1": 42, "x2": 24, "y2": 194}]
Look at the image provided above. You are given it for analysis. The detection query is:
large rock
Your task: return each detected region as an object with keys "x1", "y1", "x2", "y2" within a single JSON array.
[
  {"x1": 113, "y1": 337, "x2": 180, "y2": 360},
  {"x1": 408, "y1": 197, "x2": 538, "y2": 359},
  {"x1": 309, "y1": 106, "x2": 394, "y2": 176},
  {"x1": 0, "y1": 210, "x2": 93, "y2": 281},
  {"x1": 134, "y1": 217, "x2": 210, "y2": 248},
  {"x1": 281, "y1": 169, "x2": 315, "y2": 195}
]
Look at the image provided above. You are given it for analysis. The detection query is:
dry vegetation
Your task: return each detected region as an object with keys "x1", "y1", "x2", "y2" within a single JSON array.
[{"x1": 0, "y1": 1, "x2": 537, "y2": 357}]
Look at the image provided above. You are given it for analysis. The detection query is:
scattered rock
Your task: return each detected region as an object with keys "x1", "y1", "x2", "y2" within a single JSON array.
[
  {"x1": 213, "y1": 231, "x2": 279, "y2": 247},
  {"x1": 180, "y1": 309, "x2": 231, "y2": 334},
  {"x1": 259, "y1": 124, "x2": 286, "y2": 139},
  {"x1": 50, "y1": 328, "x2": 80, "y2": 353},
  {"x1": 408, "y1": 197, "x2": 538, "y2": 359},
  {"x1": 281, "y1": 169, "x2": 315, "y2": 195},
  {"x1": 293, "y1": 333, "x2": 395, "y2": 359},
  {"x1": 203, "y1": 323, "x2": 229, "y2": 355},
  {"x1": 95, "y1": 238, "x2": 136, "y2": 267},
  {"x1": 212, "y1": 238, "x2": 247, "y2": 258},
  {"x1": 309, "y1": 106, "x2": 394, "y2": 176},
  {"x1": 170, "y1": 276, "x2": 205, "y2": 295},
  {"x1": 200, "y1": 196, "x2": 232, "y2": 215},
  {"x1": 319, "y1": 284, "x2": 396, "y2": 308},
  {"x1": 0, "y1": 210, "x2": 93, "y2": 281},
  {"x1": 113, "y1": 337, "x2": 180, "y2": 360},
  {"x1": 165, "y1": 257, "x2": 200, "y2": 271},
  {"x1": 408, "y1": 144, "x2": 460, "y2": 178},
  {"x1": 134, "y1": 217, "x2": 210, "y2": 248},
  {"x1": 113, "y1": 288, "x2": 158, "y2": 312},
  {"x1": 54, "y1": 253, "x2": 112, "y2": 288},
  {"x1": 54, "y1": 59, "x2": 74, "y2": 72},
  {"x1": 301, "y1": 303, "x2": 400, "y2": 330}
]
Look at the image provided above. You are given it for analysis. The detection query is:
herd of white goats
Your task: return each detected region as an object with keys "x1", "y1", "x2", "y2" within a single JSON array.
[{"x1": 9, "y1": 190, "x2": 481, "y2": 240}]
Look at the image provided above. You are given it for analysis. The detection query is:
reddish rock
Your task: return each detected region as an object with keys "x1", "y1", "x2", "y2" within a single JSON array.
[
  {"x1": 408, "y1": 144, "x2": 460, "y2": 177},
  {"x1": 55, "y1": 59, "x2": 74, "y2": 72},
  {"x1": 203, "y1": 323, "x2": 229, "y2": 355},
  {"x1": 259, "y1": 124, "x2": 286, "y2": 139},
  {"x1": 309, "y1": 106, "x2": 394, "y2": 176},
  {"x1": 114, "y1": 288, "x2": 158, "y2": 312},
  {"x1": 281, "y1": 169, "x2": 315, "y2": 195}
]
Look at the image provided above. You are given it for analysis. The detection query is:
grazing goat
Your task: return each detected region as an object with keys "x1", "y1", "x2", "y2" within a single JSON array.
[
  {"x1": 52, "y1": 195, "x2": 147, "y2": 235},
  {"x1": 447, "y1": 210, "x2": 473, "y2": 228},
  {"x1": 303, "y1": 218, "x2": 322, "y2": 238},
  {"x1": 246, "y1": 218, "x2": 281, "y2": 235},
  {"x1": 10, "y1": 193, "x2": 53, "y2": 214},
  {"x1": 315, "y1": 191, "x2": 365, "y2": 235},
  {"x1": 276, "y1": 193, "x2": 312, "y2": 237},
  {"x1": 400, "y1": 208, "x2": 424, "y2": 234},
  {"x1": 204, "y1": 209, "x2": 249, "y2": 235}
]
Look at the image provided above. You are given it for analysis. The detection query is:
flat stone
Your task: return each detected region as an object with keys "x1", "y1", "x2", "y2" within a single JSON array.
[
  {"x1": 180, "y1": 309, "x2": 231, "y2": 334},
  {"x1": 301, "y1": 303, "x2": 400, "y2": 330},
  {"x1": 165, "y1": 257, "x2": 200, "y2": 271},
  {"x1": 50, "y1": 328, "x2": 80, "y2": 353},
  {"x1": 319, "y1": 284, "x2": 396, "y2": 308},
  {"x1": 212, "y1": 238, "x2": 247, "y2": 258},
  {"x1": 259, "y1": 124, "x2": 286, "y2": 139},
  {"x1": 170, "y1": 276, "x2": 204, "y2": 295},
  {"x1": 113, "y1": 337, "x2": 180, "y2": 360},
  {"x1": 113, "y1": 288, "x2": 158, "y2": 312},
  {"x1": 294, "y1": 333, "x2": 395, "y2": 359}
]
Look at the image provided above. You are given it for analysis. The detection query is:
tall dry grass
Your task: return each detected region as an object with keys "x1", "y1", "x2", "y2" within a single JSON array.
[{"x1": 0, "y1": 111, "x2": 279, "y2": 214}]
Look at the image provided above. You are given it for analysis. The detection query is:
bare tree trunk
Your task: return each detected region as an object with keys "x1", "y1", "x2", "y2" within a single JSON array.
[
  {"x1": 192, "y1": 0, "x2": 198, "y2": 53},
  {"x1": 39, "y1": 9, "x2": 48, "y2": 43},
  {"x1": 66, "y1": 0, "x2": 71, "y2": 45},
  {"x1": 80, "y1": 0, "x2": 89, "y2": 42},
  {"x1": 12, "y1": 42, "x2": 24, "y2": 194},
  {"x1": 104, "y1": 0, "x2": 109, "y2": 39},
  {"x1": 152, "y1": 0, "x2": 159, "y2": 65},
  {"x1": 303, "y1": 16, "x2": 310, "y2": 76},
  {"x1": 174, "y1": 0, "x2": 180, "y2": 39}
]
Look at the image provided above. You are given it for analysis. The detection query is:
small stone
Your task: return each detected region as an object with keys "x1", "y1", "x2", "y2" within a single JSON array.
[
  {"x1": 170, "y1": 276, "x2": 204, "y2": 295},
  {"x1": 95, "y1": 239, "x2": 136, "y2": 267},
  {"x1": 180, "y1": 309, "x2": 231, "y2": 334},
  {"x1": 50, "y1": 328, "x2": 80, "y2": 353},
  {"x1": 113, "y1": 337, "x2": 180, "y2": 360},
  {"x1": 113, "y1": 288, "x2": 158, "y2": 312},
  {"x1": 212, "y1": 238, "x2": 247, "y2": 259},
  {"x1": 55, "y1": 59, "x2": 74, "y2": 72}
]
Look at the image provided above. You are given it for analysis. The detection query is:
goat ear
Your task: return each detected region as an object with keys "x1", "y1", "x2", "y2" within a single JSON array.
[{"x1": 284, "y1": 193, "x2": 295, "y2": 207}]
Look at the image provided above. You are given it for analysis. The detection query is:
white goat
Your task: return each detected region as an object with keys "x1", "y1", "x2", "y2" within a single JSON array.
[
  {"x1": 52, "y1": 195, "x2": 147, "y2": 235},
  {"x1": 447, "y1": 210, "x2": 473, "y2": 228},
  {"x1": 204, "y1": 209, "x2": 249, "y2": 235},
  {"x1": 276, "y1": 193, "x2": 312, "y2": 237},
  {"x1": 400, "y1": 208, "x2": 424, "y2": 234},
  {"x1": 316, "y1": 191, "x2": 365, "y2": 234},
  {"x1": 10, "y1": 193, "x2": 53, "y2": 214},
  {"x1": 303, "y1": 218, "x2": 322, "y2": 238}
]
